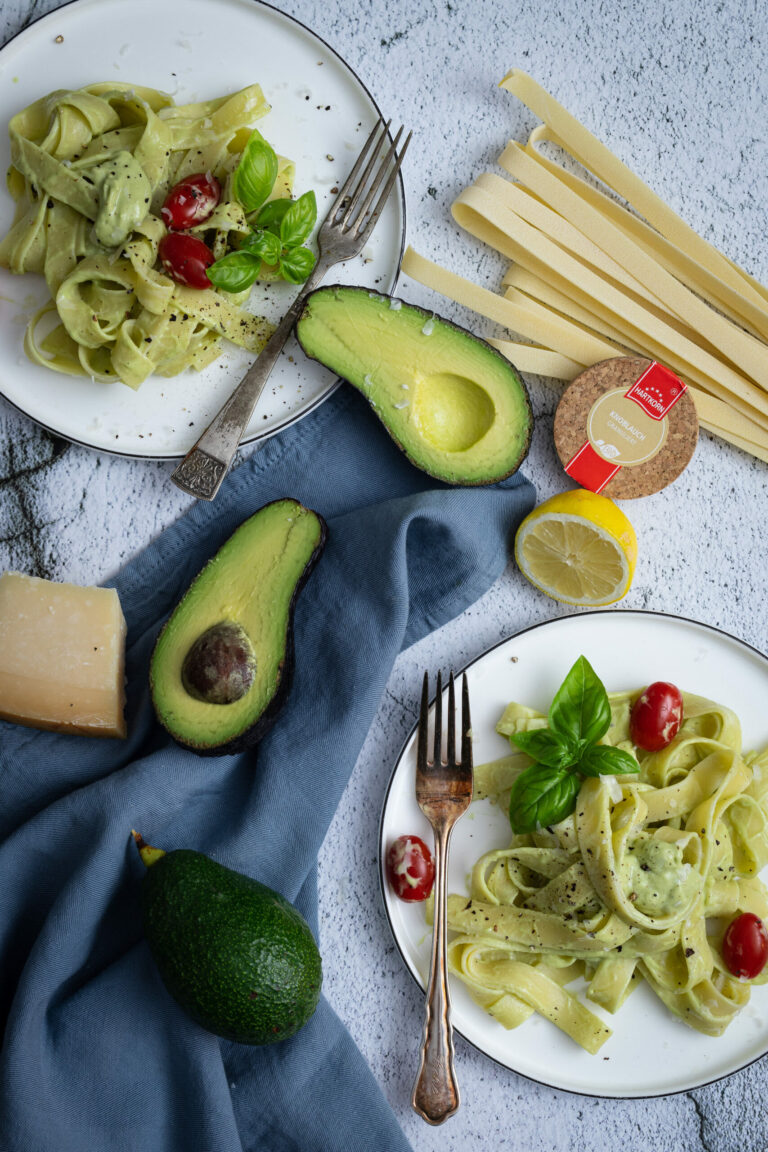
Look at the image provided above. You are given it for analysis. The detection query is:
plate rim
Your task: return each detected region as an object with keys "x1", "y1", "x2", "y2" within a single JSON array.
[
  {"x1": 378, "y1": 607, "x2": 768, "y2": 1100},
  {"x1": 0, "y1": 0, "x2": 406, "y2": 461}
]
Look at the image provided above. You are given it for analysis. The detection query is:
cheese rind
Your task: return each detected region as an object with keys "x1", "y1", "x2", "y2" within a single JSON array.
[{"x1": 0, "y1": 572, "x2": 127, "y2": 737}]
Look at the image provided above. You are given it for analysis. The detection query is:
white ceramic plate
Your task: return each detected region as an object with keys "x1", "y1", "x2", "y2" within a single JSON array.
[
  {"x1": 379, "y1": 611, "x2": 768, "y2": 1098},
  {"x1": 0, "y1": 0, "x2": 405, "y2": 458}
]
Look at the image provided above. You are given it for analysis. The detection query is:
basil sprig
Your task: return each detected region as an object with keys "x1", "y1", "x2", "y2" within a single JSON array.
[
  {"x1": 207, "y1": 131, "x2": 317, "y2": 292},
  {"x1": 255, "y1": 198, "x2": 293, "y2": 231},
  {"x1": 278, "y1": 244, "x2": 316, "y2": 284},
  {"x1": 276, "y1": 191, "x2": 317, "y2": 248},
  {"x1": 232, "y1": 131, "x2": 278, "y2": 213},
  {"x1": 240, "y1": 229, "x2": 282, "y2": 265},
  {"x1": 204, "y1": 251, "x2": 263, "y2": 294},
  {"x1": 508, "y1": 656, "x2": 638, "y2": 834},
  {"x1": 511, "y1": 764, "x2": 580, "y2": 834}
]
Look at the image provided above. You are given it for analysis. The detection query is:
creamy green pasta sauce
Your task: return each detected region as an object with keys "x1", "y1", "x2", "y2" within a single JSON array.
[
  {"x1": 87, "y1": 150, "x2": 151, "y2": 248},
  {"x1": 622, "y1": 833, "x2": 698, "y2": 917}
]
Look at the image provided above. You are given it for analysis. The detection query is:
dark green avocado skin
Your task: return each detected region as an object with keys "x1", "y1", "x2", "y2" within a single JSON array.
[{"x1": 141, "y1": 850, "x2": 322, "y2": 1045}]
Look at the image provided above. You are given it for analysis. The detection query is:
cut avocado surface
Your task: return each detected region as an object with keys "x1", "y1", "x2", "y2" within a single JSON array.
[
  {"x1": 296, "y1": 286, "x2": 532, "y2": 485},
  {"x1": 138, "y1": 844, "x2": 322, "y2": 1045},
  {"x1": 150, "y1": 498, "x2": 326, "y2": 756}
]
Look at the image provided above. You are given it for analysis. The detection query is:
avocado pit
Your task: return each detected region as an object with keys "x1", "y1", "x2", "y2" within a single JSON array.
[
  {"x1": 413, "y1": 371, "x2": 496, "y2": 452},
  {"x1": 181, "y1": 621, "x2": 256, "y2": 705}
]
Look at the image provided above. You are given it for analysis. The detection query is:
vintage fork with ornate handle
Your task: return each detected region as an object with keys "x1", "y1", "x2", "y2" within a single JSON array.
[
  {"x1": 412, "y1": 671, "x2": 473, "y2": 1125},
  {"x1": 170, "y1": 118, "x2": 411, "y2": 500}
]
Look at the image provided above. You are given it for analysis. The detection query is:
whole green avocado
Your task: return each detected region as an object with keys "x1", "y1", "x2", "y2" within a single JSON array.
[{"x1": 134, "y1": 834, "x2": 322, "y2": 1045}]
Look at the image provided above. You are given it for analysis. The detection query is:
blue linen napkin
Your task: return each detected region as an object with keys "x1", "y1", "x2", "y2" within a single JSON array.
[{"x1": 0, "y1": 384, "x2": 535, "y2": 1152}]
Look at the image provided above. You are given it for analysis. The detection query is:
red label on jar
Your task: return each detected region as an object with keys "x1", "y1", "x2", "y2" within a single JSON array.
[
  {"x1": 565, "y1": 362, "x2": 687, "y2": 493},
  {"x1": 565, "y1": 442, "x2": 622, "y2": 493},
  {"x1": 624, "y1": 362, "x2": 686, "y2": 421}
]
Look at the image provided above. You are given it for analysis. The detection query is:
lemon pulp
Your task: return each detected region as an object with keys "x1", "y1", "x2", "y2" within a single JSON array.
[{"x1": 514, "y1": 490, "x2": 637, "y2": 607}]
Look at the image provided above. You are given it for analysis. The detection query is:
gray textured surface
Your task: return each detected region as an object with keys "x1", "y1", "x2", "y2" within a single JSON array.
[{"x1": 2, "y1": 0, "x2": 768, "y2": 1148}]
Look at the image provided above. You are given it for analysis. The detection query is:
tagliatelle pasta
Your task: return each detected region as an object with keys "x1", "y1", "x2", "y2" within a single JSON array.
[
  {"x1": 401, "y1": 246, "x2": 620, "y2": 366},
  {"x1": 438, "y1": 690, "x2": 768, "y2": 1054},
  {"x1": 402, "y1": 71, "x2": 768, "y2": 464},
  {"x1": 499, "y1": 71, "x2": 767, "y2": 306},
  {"x1": 0, "y1": 83, "x2": 286, "y2": 388}
]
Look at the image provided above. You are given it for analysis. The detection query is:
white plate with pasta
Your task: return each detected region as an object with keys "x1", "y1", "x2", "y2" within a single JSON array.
[
  {"x1": 379, "y1": 611, "x2": 768, "y2": 1097},
  {"x1": 0, "y1": 0, "x2": 405, "y2": 458}
]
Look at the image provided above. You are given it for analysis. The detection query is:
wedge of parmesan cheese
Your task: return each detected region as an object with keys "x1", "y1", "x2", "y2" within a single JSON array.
[{"x1": 0, "y1": 572, "x2": 127, "y2": 738}]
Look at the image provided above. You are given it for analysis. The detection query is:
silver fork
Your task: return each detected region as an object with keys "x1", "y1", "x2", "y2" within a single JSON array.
[
  {"x1": 171, "y1": 119, "x2": 412, "y2": 500},
  {"x1": 412, "y1": 671, "x2": 473, "y2": 1126}
]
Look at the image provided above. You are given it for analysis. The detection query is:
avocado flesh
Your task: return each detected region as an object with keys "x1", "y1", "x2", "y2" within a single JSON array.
[
  {"x1": 141, "y1": 849, "x2": 322, "y2": 1045},
  {"x1": 150, "y1": 499, "x2": 325, "y2": 755},
  {"x1": 296, "y1": 286, "x2": 532, "y2": 485}
]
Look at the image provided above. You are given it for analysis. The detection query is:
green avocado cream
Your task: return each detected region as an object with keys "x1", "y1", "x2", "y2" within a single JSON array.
[
  {"x1": 89, "y1": 150, "x2": 150, "y2": 248},
  {"x1": 623, "y1": 834, "x2": 698, "y2": 917}
]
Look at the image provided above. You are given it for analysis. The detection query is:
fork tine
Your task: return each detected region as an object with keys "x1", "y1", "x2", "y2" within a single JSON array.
[
  {"x1": 418, "y1": 671, "x2": 430, "y2": 769},
  {"x1": 433, "y1": 670, "x2": 443, "y2": 767},
  {"x1": 354, "y1": 130, "x2": 412, "y2": 244},
  {"x1": 447, "y1": 672, "x2": 456, "y2": 764},
  {"x1": 326, "y1": 118, "x2": 386, "y2": 219},
  {"x1": 461, "y1": 673, "x2": 472, "y2": 769},
  {"x1": 340, "y1": 122, "x2": 397, "y2": 230},
  {"x1": 345, "y1": 124, "x2": 403, "y2": 232}
]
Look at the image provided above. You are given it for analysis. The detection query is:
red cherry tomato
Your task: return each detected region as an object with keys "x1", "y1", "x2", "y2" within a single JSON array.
[
  {"x1": 629, "y1": 681, "x2": 683, "y2": 752},
  {"x1": 158, "y1": 232, "x2": 215, "y2": 289},
  {"x1": 722, "y1": 912, "x2": 768, "y2": 979},
  {"x1": 161, "y1": 173, "x2": 221, "y2": 230},
  {"x1": 386, "y1": 835, "x2": 435, "y2": 902}
]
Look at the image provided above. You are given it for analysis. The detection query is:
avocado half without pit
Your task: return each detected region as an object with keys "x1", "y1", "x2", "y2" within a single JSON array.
[
  {"x1": 150, "y1": 498, "x2": 326, "y2": 756},
  {"x1": 295, "y1": 286, "x2": 533, "y2": 485}
]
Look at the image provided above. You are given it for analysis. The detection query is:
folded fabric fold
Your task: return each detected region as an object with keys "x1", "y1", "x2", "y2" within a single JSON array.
[{"x1": 0, "y1": 386, "x2": 535, "y2": 1152}]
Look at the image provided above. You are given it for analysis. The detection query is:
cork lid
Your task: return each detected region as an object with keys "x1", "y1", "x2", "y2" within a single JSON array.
[{"x1": 554, "y1": 357, "x2": 699, "y2": 499}]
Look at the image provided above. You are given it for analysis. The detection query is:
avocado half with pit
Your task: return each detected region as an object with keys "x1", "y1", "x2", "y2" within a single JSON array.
[
  {"x1": 295, "y1": 286, "x2": 532, "y2": 485},
  {"x1": 150, "y1": 498, "x2": 326, "y2": 756}
]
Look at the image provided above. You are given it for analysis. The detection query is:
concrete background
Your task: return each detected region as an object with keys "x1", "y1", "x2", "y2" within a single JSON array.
[{"x1": 2, "y1": 0, "x2": 768, "y2": 1148}]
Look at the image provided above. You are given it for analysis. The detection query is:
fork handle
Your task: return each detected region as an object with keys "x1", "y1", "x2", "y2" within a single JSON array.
[
  {"x1": 411, "y1": 822, "x2": 460, "y2": 1125},
  {"x1": 170, "y1": 257, "x2": 331, "y2": 500}
]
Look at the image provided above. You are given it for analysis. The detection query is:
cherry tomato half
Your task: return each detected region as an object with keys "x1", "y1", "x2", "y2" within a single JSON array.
[
  {"x1": 722, "y1": 912, "x2": 768, "y2": 979},
  {"x1": 629, "y1": 681, "x2": 683, "y2": 752},
  {"x1": 386, "y1": 835, "x2": 435, "y2": 902},
  {"x1": 158, "y1": 232, "x2": 215, "y2": 290},
  {"x1": 161, "y1": 172, "x2": 221, "y2": 230}
]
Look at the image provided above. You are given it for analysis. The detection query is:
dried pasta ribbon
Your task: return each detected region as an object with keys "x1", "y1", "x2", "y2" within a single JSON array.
[
  {"x1": 499, "y1": 70, "x2": 768, "y2": 307},
  {"x1": 401, "y1": 63, "x2": 768, "y2": 465}
]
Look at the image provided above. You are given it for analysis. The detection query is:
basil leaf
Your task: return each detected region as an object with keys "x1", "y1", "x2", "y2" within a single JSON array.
[
  {"x1": 549, "y1": 655, "x2": 611, "y2": 746},
  {"x1": 279, "y1": 190, "x2": 317, "y2": 247},
  {"x1": 279, "y1": 246, "x2": 316, "y2": 284},
  {"x1": 206, "y1": 251, "x2": 260, "y2": 293},
  {"x1": 233, "y1": 132, "x2": 278, "y2": 212},
  {"x1": 577, "y1": 745, "x2": 639, "y2": 778},
  {"x1": 240, "y1": 228, "x2": 281, "y2": 265},
  {"x1": 510, "y1": 728, "x2": 578, "y2": 770},
  {"x1": 256, "y1": 198, "x2": 293, "y2": 234},
  {"x1": 508, "y1": 763, "x2": 580, "y2": 834}
]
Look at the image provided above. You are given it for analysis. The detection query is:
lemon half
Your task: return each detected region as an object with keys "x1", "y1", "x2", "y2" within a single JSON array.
[{"x1": 514, "y1": 489, "x2": 637, "y2": 607}]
